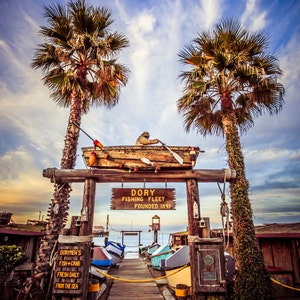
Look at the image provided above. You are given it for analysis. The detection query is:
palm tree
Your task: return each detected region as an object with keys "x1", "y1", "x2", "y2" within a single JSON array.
[
  {"x1": 22, "y1": 0, "x2": 129, "y2": 298},
  {"x1": 177, "y1": 18, "x2": 284, "y2": 299}
]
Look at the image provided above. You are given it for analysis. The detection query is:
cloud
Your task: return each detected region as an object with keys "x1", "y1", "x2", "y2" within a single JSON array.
[
  {"x1": 198, "y1": 0, "x2": 223, "y2": 29},
  {"x1": 0, "y1": 145, "x2": 53, "y2": 222},
  {"x1": 0, "y1": 0, "x2": 299, "y2": 228},
  {"x1": 251, "y1": 195, "x2": 300, "y2": 224},
  {"x1": 244, "y1": 148, "x2": 291, "y2": 165},
  {"x1": 241, "y1": 0, "x2": 268, "y2": 31}
]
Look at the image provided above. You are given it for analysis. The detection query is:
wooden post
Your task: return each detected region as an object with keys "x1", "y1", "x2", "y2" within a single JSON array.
[
  {"x1": 154, "y1": 230, "x2": 158, "y2": 243},
  {"x1": 76, "y1": 179, "x2": 96, "y2": 300},
  {"x1": 186, "y1": 178, "x2": 201, "y2": 300},
  {"x1": 79, "y1": 178, "x2": 96, "y2": 236},
  {"x1": 186, "y1": 179, "x2": 201, "y2": 236},
  {"x1": 69, "y1": 216, "x2": 80, "y2": 236}
]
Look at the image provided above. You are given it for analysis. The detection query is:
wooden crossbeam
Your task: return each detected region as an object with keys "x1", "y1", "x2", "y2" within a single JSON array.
[{"x1": 42, "y1": 168, "x2": 236, "y2": 183}]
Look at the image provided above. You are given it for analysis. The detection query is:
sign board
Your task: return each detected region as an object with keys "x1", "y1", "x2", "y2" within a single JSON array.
[
  {"x1": 111, "y1": 188, "x2": 176, "y2": 210},
  {"x1": 53, "y1": 243, "x2": 90, "y2": 296},
  {"x1": 124, "y1": 231, "x2": 139, "y2": 236},
  {"x1": 192, "y1": 239, "x2": 226, "y2": 294}
]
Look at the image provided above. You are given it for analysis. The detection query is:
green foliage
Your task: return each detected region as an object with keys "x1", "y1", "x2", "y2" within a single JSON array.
[
  {"x1": 0, "y1": 245, "x2": 28, "y2": 273},
  {"x1": 177, "y1": 18, "x2": 284, "y2": 137},
  {"x1": 31, "y1": 0, "x2": 130, "y2": 113}
]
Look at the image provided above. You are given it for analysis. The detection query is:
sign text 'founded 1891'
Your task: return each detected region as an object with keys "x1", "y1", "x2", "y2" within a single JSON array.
[{"x1": 111, "y1": 188, "x2": 176, "y2": 210}]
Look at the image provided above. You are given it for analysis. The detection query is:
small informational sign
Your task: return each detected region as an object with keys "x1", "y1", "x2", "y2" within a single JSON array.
[
  {"x1": 192, "y1": 239, "x2": 226, "y2": 294},
  {"x1": 111, "y1": 188, "x2": 176, "y2": 210},
  {"x1": 124, "y1": 231, "x2": 139, "y2": 236},
  {"x1": 53, "y1": 243, "x2": 89, "y2": 296}
]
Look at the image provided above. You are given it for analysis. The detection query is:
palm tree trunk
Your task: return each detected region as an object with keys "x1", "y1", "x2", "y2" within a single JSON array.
[
  {"x1": 20, "y1": 96, "x2": 82, "y2": 299},
  {"x1": 222, "y1": 113, "x2": 273, "y2": 299}
]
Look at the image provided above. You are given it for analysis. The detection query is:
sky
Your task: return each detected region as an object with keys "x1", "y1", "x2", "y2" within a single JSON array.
[{"x1": 0, "y1": 0, "x2": 300, "y2": 235}]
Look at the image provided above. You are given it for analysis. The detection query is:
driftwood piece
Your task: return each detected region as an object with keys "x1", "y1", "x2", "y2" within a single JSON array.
[{"x1": 81, "y1": 145, "x2": 201, "y2": 170}]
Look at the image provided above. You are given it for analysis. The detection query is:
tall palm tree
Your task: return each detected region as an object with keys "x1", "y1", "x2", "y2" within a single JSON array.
[
  {"x1": 177, "y1": 18, "x2": 284, "y2": 299},
  {"x1": 23, "y1": 0, "x2": 129, "y2": 298}
]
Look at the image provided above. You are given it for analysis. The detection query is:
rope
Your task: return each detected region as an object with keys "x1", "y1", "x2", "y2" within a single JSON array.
[
  {"x1": 95, "y1": 264, "x2": 189, "y2": 283},
  {"x1": 271, "y1": 277, "x2": 300, "y2": 291},
  {"x1": 217, "y1": 173, "x2": 230, "y2": 251}
]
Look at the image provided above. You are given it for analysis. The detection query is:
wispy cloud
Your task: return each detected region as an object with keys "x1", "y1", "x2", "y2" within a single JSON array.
[
  {"x1": 241, "y1": 0, "x2": 268, "y2": 31},
  {"x1": 0, "y1": 0, "x2": 299, "y2": 228}
]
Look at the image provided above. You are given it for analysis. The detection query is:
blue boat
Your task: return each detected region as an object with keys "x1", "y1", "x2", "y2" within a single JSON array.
[
  {"x1": 104, "y1": 241, "x2": 125, "y2": 265},
  {"x1": 92, "y1": 246, "x2": 112, "y2": 268}
]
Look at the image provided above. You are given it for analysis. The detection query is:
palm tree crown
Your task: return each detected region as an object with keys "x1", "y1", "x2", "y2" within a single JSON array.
[
  {"x1": 32, "y1": 0, "x2": 129, "y2": 113},
  {"x1": 178, "y1": 18, "x2": 284, "y2": 136}
]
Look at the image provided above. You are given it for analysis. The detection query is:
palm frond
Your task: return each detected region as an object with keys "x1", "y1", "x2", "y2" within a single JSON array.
[
  {"x1": 32, "y1": 0, "x2": 129, "y2": 113},
  {"x1": 177, "y1": 17, "x2": 285, "y2": 136}
]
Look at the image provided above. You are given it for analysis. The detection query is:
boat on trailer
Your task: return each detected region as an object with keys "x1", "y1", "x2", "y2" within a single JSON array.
[{"x1": 82, "y1": 145, "x2": 201, "y2": 171}]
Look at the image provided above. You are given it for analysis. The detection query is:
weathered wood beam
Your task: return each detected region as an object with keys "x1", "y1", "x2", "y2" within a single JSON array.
[
  {"x1": 186, "y1": 179, "x2": 201, "y2": 236},
  {"x1": 42, "y1": 168, "x2": 236, "y2": 183},
  {"x1": 79, "y1": 178, "x2": 96, "y2": 236}
]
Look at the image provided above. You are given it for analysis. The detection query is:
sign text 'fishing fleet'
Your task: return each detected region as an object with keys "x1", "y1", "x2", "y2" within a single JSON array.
[{"x1": 111, "y1": 188, "x2": 176, "y2": 210}]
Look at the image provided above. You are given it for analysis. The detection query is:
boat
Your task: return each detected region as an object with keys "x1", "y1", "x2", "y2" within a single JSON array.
[
  {"x1": 165, "y1": 265, "x2": 191, "y2": 291},
  {"x1": 139, "y1": 243, "x2": 160, "y2": 256},
  {"x1": 90, "y1": 265, "x2": 110, "y2": 280},
  {"x1": 150, "y1": 244, "x2": 173, "y2": 270},
  {"x1": 81, "y1": 145, "x2": 201, "y2": 171},
  {"x1": 92, "y1": 246, "x2": 112, "y2": 268},
  {"x1": 160, "y1": 245, "x2": 191, "y2": 293},
  {"x1": 160, "y1": 245, "x2": 190, "y2": 269},
  {"x1": 159, "y1": 231, "x2": 191, "y2": 293},
  {"x1": 147, "y1": 243, "x2": 160, "y2": 256},
  {"x1": 104, "y1": 241, "x2": 125, "y2": 265}
]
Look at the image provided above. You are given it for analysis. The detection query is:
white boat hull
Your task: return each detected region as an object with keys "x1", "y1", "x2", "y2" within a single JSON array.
[{"x1": 160, "y1": 245, "x2": 190, "y2": 269}]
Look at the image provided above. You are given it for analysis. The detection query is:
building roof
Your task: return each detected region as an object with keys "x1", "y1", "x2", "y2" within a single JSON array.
[
  {"x1": 0, "y1": 223, "x2": 45, "y2": 236},
  {"x1": 254, "y1": 222, "x2": 300, "y2": 238}
]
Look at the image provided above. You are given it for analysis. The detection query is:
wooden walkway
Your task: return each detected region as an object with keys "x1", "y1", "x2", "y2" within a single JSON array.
[{"x1": 108, "y1": 256, "x2": 164, "y2": 299}]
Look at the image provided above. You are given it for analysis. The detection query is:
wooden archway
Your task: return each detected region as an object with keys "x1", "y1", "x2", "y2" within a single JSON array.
[
  {"x1": 43, "y1": 167, "x2": 235, "y2": 299},
  {"x1": 43, "y1": 167, "x2": 235, "y2": 236}
]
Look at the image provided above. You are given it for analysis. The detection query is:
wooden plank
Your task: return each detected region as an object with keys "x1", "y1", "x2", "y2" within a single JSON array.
[
  {"x1": 79, "y1": 178, "x2": 96, "y2": 236},
  {"x1": 108, "y1": 258, "x2": 164, "y2": 299},
  {"x1": 43, "y1": 168, "x2": 236, "y2": 183},
  {"x1": 81, "y1": 145, "x2": 200, "y2": 170},
  {"x1": 187, "y1": 179, "x2": 200, "y2": 299}
]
